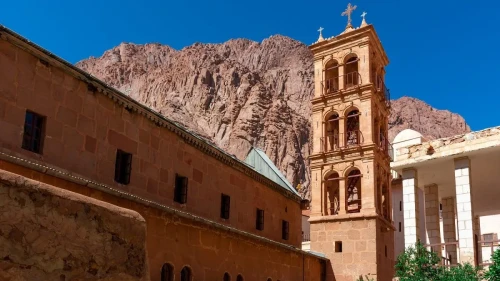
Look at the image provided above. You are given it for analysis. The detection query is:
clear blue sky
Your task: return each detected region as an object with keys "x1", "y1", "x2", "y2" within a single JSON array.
[{"x1": 2, "y1": 0, "x2": 497, "y2": 130}]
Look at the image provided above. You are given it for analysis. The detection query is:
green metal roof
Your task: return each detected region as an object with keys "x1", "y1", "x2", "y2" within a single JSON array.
[{"x1": 244, "y1": 148, "x2": 300, "y2": 196}]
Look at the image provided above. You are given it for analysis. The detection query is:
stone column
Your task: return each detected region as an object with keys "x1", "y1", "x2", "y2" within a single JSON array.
[
  {"x1": 442, "y1": 197, "x2": 458, "y2": 265},
  {"x1": 425, "y1": 184, "x2": 442, "y2": 253},
  {"x1": 338, "y1": 64, "x2": 345, "y2": 90},
  {"x1": 338, "y1": 178, "x2": 346, "y2": 215},
  {"x1": 310, "y1": 169, "x2": 323, "y2": 217},
  {"x1": 474, "y1": 216, "x2": 482, "y2": 266},
  {"x1": 402, "y1": 168, "x2": 421, "y2": 248},
  {"x1": 454, "y1": 157, "x2": 476, "y2": 264}
]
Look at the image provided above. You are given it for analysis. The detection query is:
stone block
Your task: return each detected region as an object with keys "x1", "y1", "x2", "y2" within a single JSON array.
[
  {"x1": 56, "y1": 106, "x2": 78, "y2": 128},
  {"x1": 108, "y1": 129, "x2": 138, "y2": 154}
]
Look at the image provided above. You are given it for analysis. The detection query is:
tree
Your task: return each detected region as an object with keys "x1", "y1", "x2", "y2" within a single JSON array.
[
  {"x1": 395, "y1": 242, "x2": 482, "y2": 281},
  {"x1": 485, "y1": 248, "x2": 500, "y2": 281},
  {"x1": 395, "y1": 242, "x2": 441, "y2": 281}
]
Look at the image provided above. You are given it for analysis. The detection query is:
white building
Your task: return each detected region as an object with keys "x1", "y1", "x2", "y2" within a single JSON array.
[{"x1": 391, "y1": 127, "x2": 500, "y2": 266}]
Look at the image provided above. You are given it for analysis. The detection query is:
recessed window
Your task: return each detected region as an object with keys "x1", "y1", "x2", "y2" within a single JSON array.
[
  {"x1": 174, "y1": 174, "x2": 188, "y2": 204},
  {"x1": 161, "y1": 263, "x2": 174, "y2": 281},
  {"x1": 22, "y1": 111, "x2": 45, "y2": 154},
  {"x1": 223, "y1": 272, "x2": 231, "y2": 281},
  {"x1": 236, "y1": 274, "x2": 243, "y2": 281},
  {"x1": 220, "y1": 194, "x2": 230, "y2": 219},
  {"x1": 180, "y1": 266, "x2": 191, "y2": 281},
  {"x1": 282, "y1": 220, "x2": 289, "y2": 240},
  {"x1": 399, "y1": 222, "x2": 401, "y2": 232},
  {"x1": 335, "y1": 241, "x2": 343, "y2": 252},
  {"x1": 114, "y1": 150, "x2": 132, "y2": 185},
  {"x1": 399, "y1": 201, "x2": 402, "y2": 211},
  {"x1": 385, "y1": 245, "x2": 388, "y2": 257},
  {"x1": 256, "y1": 208, "x2": 264, "y2": 231}
]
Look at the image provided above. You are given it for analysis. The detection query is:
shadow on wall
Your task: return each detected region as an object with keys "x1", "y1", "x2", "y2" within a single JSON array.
[{"x1": 0, "y1": 170, "x2": 150, "y2": 281}]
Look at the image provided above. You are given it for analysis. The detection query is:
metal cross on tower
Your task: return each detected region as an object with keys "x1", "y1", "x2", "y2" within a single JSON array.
[{"x1": 341, "y1": 3, "x2": 357, "y2": 28}]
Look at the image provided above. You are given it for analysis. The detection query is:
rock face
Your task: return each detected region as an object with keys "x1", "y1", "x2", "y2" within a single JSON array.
[
  {"x1": 389, "y1": 96, "x2": 470, "y2": 142},
  {"x1": 76, "y1": 37, "x2": 469, "y2": 199},
  {"x1": 0, "y1": 170, "x2": 149, "y2": 281}
]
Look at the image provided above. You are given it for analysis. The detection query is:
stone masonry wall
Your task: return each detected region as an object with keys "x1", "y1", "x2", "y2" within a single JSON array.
[
  {"x1": 0, "y1": 169, "x2": 149, "y2": 281},
  {"x1": 0, "y1": 34, "x2": 301, "y2": 247},
  {"x1": 0, "y1": 159, "x2": 325, "y2": 281}
]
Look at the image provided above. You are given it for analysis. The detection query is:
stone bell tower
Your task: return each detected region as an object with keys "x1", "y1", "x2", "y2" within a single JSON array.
[{"x1": 308, "y1": 5, "x2": 394, "y2": 281}]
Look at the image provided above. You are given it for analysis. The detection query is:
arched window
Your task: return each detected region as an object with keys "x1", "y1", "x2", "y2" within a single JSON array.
[
  {"x1": 236, "y1": 274, "x2": 244, "y2": 281},
  {"x1": 161, "y1": 263, "x2": 174, "y2": 281},
  {"x1": 181, "y1": 266, "x2": 192, "y2": 281},
  {"x1": 344, "y1": 55, "x2": 359, "y2": 88},
  {"x1": 267, "y1": 278, "x2": 272, "y2": 281},
  {"x1": 325, "y1": 172, "x2": 340, "y2": 215},
  {"x1": 324, "y1": 60, "x2": 339, "y2": 94},
  {"x1": 346, "y1": 109, "x2": 361, "y2": 146},
  {"x1": 224, "y1": 272, "x2": 231, "y2": 281},
  {"x1": 346, "y1": 169, "x2": 361, "y2": 213},
  {"x1": 324, "y1": 113, "x2": 340, "y2": 151}
]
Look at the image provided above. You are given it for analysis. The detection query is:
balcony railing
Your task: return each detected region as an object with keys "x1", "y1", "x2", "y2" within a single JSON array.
[
  {"x1": 379, "y1": 135, "x2": 394, "y2": 161},
  {"x1": 376, "y1": 76, "x2": 391, "y2": 106},
  {"x1": 321, "y1": 72, "x2": 362, "y2": 96},
  {"x1": 320, "y1": 134, "x2": 341, "y2": 152},
  {"x1": 478, "y1": 239, "x2": 500, "y2": 266},
  {"x1": 320, "y1": 131, "x2": 364, "y2": 153},
  {"x1": 302, "y1": 233, "x2": 311, "y2": 242},
  {"x1": 424, "y1": 241, "x2": 459, "y2": 267}
]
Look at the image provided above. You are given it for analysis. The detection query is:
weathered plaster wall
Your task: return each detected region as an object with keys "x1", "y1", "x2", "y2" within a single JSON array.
[{"x1": 0, "y1": 169, "x2": 149, "y2": 281}]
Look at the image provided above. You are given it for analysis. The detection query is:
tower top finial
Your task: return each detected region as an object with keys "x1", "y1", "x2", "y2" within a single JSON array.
[
  {"x1": 341, "y1": 3, "x2": 357, "y2": 28},
  {"x1": 360, "y1": 11, "x2": 368, "y2": 27},
  {"x1": 317, "y1": 27, "x2": 325, "y2": 42}
]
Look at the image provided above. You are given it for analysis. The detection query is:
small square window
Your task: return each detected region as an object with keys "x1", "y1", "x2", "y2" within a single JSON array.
[
  {"x1": 282, "y1": 220, "x2": 289, "y2": 240},
  {"x1": 22, "y1": 111, "x2": 45, "y2": 154},
  {"x1": 335, "y1": 241, "x2": 343, "y2": 252},
  {"x1": 220, "y1": 194, "x2": 230, "y2": 219},
  {"x1": 114, "y1": 149, "x2": 132, "y2": 185},
  {"x1": 256, "y1": 209, "x2": 264, "y2": 231},
  {"x1": 174, "y1": 174, "x2": 188, "y2": 204}
]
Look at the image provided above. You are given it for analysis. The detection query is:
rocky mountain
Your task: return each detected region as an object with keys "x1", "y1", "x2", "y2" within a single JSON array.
[
  {"x1": 389, "y1": 97, "x2": 470, "y2": 141},
  {"x1": 76, "y1": 36, "x2": 469, "y2": 199}
]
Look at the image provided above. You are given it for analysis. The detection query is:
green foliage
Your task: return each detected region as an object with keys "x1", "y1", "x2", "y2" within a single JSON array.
[
  {"x1": 485, "y1": 248, "x2": 500, "y2": 281},
  {"x1": 395, "y1": 242, "x2": 442, "y2": 281},
  {"x1": 439, "y1": 263, "x2": 481, "y2": 281},
  {"x1": 395, "y1": 242, "x2": 482, "y2": 281},
  {"x1": 356, "y1": 276, "x2": 374, "y2": 281}
]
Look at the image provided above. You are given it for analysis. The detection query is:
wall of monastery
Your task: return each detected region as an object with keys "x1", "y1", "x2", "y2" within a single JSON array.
[
  {"x1": 0, "y1": 159, "x2": 325, "y2": 281},
  {"x1": 0, "y1": 36, "x2": 302, "y2": 247},
  {"x1": 0, "y1": 169, "x2": 149, "y2": 281}
]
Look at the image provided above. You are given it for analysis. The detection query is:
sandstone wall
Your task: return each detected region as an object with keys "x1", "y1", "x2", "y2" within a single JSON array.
[
  {"x1": 0, "y1": 169, "x2": 149, "y2": 281},
  {"x1": 0, "y1": 158, "x2": 325, "y2": 281},
  {"x1": 0, "y1": 33, "x2": 301, "y2": 247}
]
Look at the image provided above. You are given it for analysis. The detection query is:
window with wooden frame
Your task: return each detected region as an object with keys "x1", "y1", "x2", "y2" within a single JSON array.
[
  {"x1": 256, "y1": 208, "x2": 264, "y2": 231},
  {"x1": 220, "y1": 194, "x2": 230, "y2": 219},
  {"x1": 22, "y1": 111, "x2": 45, "y2": 154},
  {"x1": 174, "y1": 174, "x2": 188, "y2": 204},
  {"x1": 114, "y1": 150, "x2": 132, "y2": 185},
  {"x1": 282, "y1": 220, "x2": 289, "y2": 240}
]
